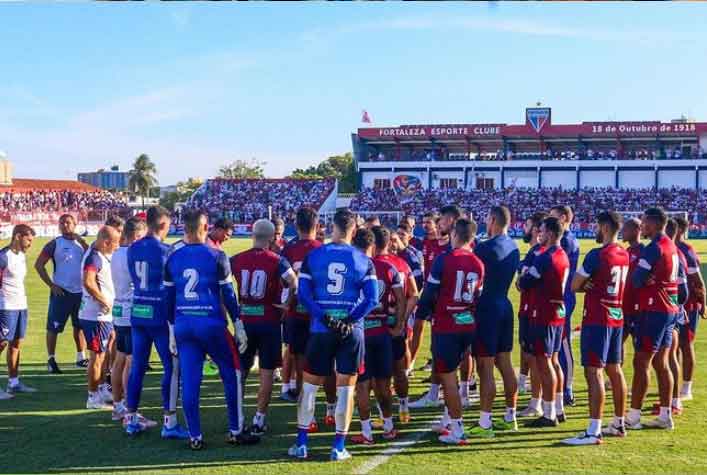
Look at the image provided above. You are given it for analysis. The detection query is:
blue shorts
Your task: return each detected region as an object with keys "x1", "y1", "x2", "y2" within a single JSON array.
[
  {"x1": 519, "y1": 316, "x2": 532, "y2": 354},
  {"x1": 679, "y1": 310, "x2": 700, "y2": 344},
  {"x1": 0, "y1": 309, "x2": 28, "y2": 342},
  {"x1": 475, "y1": 299, "x2": 514, "y2": 357},
  {"x1": 285, "y1": 318, "x2": 310, "y2": 356},
  {"x1": 360, "y1": 333, "x2": 393, "y2": 382},
  {"x1": 580, "y1": 325, "x2": 623, "y2": 367},
  {"x1": 676, "y1": 309, "x2": 687, "y2": 326},
  {"x1": 532, "y1": 324, "x2": 563, "y2": 358},
  {"x1": 80, "y1": 320, "x2": 114, "y2": 353},
  {"x1": 46, "y1": 292, "x2": 82, "y2": 334},
  {"x1": 241, "y1": 323, "x2": 282, "y2": 371},
  {"x1": 305, "y1": 328, "x2": 364, "y2": 377},
  {"x1": 634, "y1": 312, "x2": 677, "y2": 354},
  {"x1": 392, "y1": 334, "x2": 407, "y2": 361},
  {"x1": 115, "y1": 325, "x2": 132, "y2": 355},
  {"x1": 623, "y1": 314, "x2": 639, "y2": 338},
  {"x1": 432, "y1": 331, "x2": 475, "y2": 373}
]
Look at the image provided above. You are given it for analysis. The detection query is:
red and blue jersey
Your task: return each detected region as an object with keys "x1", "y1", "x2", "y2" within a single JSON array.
[
  {"x1": 230, "y1": 248, "x2": 295, "y2": 325},
  {"x1": 298, "y1": 242, "x2": 378, "y2": 334},
  {"x1": 577, "y1": 243, "x2": 629, "y2": 328},
  {"x1": 368, "y1": 257, "x2": 403, "y2": 337},
  {"x1": 282, "y1": 238, "x2": 322, "y2": 321},
  {"x1": 518, "y1": 245, "x2": 569, "y2": 326},
  {"x1": 422, "y1": 238, "x2": 451, "y2": 279},
  {"x1": 128, "y1": 236, "x2": 172, "y2": 327},
  {"x1": 677, "y1": 241, "x2": 703, "y2": 313},
  {"x1": 418, "y1": 248, "x2": 484, "y2": 334},
  {"x1": 518, "y1": 244, "x2": 545, "y2": 319},
  {"x1": 623, "y1": 243, "x2": 644, "y2": 317},
  {"x1": 633, "y1": 234, "x2": 681, "y2": 314}
]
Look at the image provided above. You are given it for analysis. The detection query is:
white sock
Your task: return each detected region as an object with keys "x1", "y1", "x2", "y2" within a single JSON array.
[
  {"x1": 479, "y1": 411, "x2": 492, "y2": 429},
  {"x1": 281, "y1": 382, "x2": 290, "y2": 394},
  {"x1": 460, "y1": 381, "x2": 469, "y2": 399},
  {"x1": 528, "y1": 398, "x2": 541, "y2": 411},
  {"x1": 440, "y1": 406, "x2": 450, "y2": 427},
  {"x1": 361, "y1": 419, "x2": 372, "y2": 439},
  {"x1": 297, "y1": 382, "x2": 318, "y2": 429},
  {"x1": 588, "y1": 419, "x2": 601, "y2": 436},
  {"x1": 627, "y1": 408, "x2": 641, "y2": 423},
  {"x1": 555, "y1": 392, "x2": 565, "y2": 415},
  {"x1": 290, "y1": 378, "x2": 296, "y2": 388},
  {"x1": 451, "y1": 418, "x2": 464, "y2": 437},
  {"x1": 399, "y1": 397, "x2": 409, "y2": 412},
  {"x1": 48, "y1": 354, "x2": 55, "y2": 360},
  {"x1": 505, "y1": 407, "x2": 516, "y2": 422},
  {"x1": 429, "y1": 384, "x2": 440, "y2": 401},
  {"x1": 383, "y1": 417, "x2": 394, "y2": 433},
  {"x1": 682, "y1": 381, "x2": 693, "y2": 394},
  {"x1": 542, "y1": 400, "x2": 556, "y2": 420},
  {"x1": 335, "y1": 386, "x2": 355, "y2": 435},
  {"x1": 659, "y1": 406, "x2": 671, "y2": 421},
  {"x1": 164, "y1": 413, "x2": 177, "y2": 429},
  {"x1": 672, "y1": 397, "x2": 682, "y2": 409},
  {"x1": 613, "y1": 415, "x2": 625, "y2": 427},
  {"x1": 77, "y1": 351, "x2": 86, "y2": 361},
  {"x1": 518, "y1": 373, "x2": 528, "y2": 388},
  {"x1": 253, "y1": 411, "x2": 266, "y2": 426},
  {"x1": 8, "y1": 377, "x2": 19, "y2": 386},
  {"x1": 326, "y1": 402, "x2": 336, "y2": 417}
]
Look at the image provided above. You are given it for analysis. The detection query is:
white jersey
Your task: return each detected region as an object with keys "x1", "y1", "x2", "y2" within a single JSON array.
[
  {"x1": 79, "y1": 248, "x2": 115, "y2": 322},
  {"x1": 40, "y1": 235, "x2": 85, "y2": 294},
  {"x1": 0, "y1": 247, "x2": 28, "y2": 310},
  {"x1": 110, "y1": 246, "x2": 133, "y2": 327}
]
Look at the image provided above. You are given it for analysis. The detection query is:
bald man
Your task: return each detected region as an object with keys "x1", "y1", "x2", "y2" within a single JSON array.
[{"x1": 79, "y1": 226, "x2": 120, "y2": 410}]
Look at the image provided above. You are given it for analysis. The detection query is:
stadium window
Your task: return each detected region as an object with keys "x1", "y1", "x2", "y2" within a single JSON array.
[
  {"x1": 373, "y1": 178, "x2": 391, "y2": 190},
  {"x1": 476, "y1": 177, "x2": 494, "y2": 190},
  {"x1": 439, "y1": 178, "x2": 458, "y2": 189}
]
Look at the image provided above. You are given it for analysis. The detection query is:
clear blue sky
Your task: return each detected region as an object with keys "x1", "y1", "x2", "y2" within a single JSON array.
[{"x1": 1, "y1": 2, "x2": 706, "y2": 185}]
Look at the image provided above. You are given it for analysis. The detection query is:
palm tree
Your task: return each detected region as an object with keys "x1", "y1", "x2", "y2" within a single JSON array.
[{"x1": 128, "y1": 154, "x2": 158, "y2": 209}]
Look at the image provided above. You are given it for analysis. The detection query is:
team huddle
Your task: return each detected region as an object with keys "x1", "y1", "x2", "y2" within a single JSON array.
[{"x1": 0, "y1": 202, "x2": 703, "y2": 461}]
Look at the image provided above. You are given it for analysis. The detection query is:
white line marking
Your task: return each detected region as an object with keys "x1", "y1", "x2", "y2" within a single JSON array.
[{"x1": 353, "y1": 428, "x2": 429, "y2": 475}]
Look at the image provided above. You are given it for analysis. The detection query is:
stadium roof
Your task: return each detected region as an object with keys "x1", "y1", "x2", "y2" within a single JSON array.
[
  {"x1": 356, "y1": 107, "x2": 707, "y2": 144},
  {"x1": 0, "y1": 178, "x2": 102, "y2": 192}
]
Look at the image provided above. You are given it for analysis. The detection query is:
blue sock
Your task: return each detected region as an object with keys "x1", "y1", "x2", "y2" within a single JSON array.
[
  {"x1": 297, "y1": 428, "x2": 308, "y2": 447},
  {"x1": 333, "y1": 433, "x2": 346, "y2": 451}
]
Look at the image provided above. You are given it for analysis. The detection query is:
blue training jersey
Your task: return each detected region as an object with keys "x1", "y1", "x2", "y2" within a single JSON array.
[
  {"x1": 561, "y1": 230, "x2": 580, "y2": 305},
  {"x1": 298, "y1": 242, "x2": 378, "y2": 334},
  {"x1": 128, "y1": 235, "x2": 171, "y2": 327},
  {"x1": 163, "y1": 243, "x2": 239, "y2": 323},
  {"x1": 475, "y1": 233, "x2": 520, "y2": 305}
]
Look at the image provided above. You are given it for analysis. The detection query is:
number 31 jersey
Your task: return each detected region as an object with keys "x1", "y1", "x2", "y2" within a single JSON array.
[
  {"x1": 427, "y1": 248, "x2": 485, "y2": 334},
  {"x1": 577, "y1": 243, "x2": 629, "y2": 328}
]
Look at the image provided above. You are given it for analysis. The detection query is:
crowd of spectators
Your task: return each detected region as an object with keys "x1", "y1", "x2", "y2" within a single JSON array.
[
  {"x1": 363, "y1": 147, "x2": 707, "y2": 162},
  {"x1": 350, "y1": 186, "x2": 707, "y2": 231},
  {"x1": 184, "y1": 178, "x2": 336, "y2": 223},
  {"x1": 0, "y1": 188, "x2": 130, "y2": 221}
]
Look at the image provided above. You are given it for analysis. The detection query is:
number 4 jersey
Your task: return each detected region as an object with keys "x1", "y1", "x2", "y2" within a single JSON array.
[
  {"x1": 230, "y1": 247, "x2": 295, "y2": 325},
  {"x1": 128, "y1": 235, "x2": 172, "y2": 327},
  {"x1": 577, "y1": 243, "x2": 629, "y2": 327}
]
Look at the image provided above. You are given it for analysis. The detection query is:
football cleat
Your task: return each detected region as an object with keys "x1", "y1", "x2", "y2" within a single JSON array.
[
  {"x1": 47, "y1": 357, "x2": 62, "y2": 374},
  {"x1": 122, "y1": 413, "x2": 158, "y2": 428},
  {"x1": 288, "y1": 444, "x2": 308, "y2": 459},
  {"x1": 642, "y1": 417, "x2": 674, "y2": 430},
  {"x1": 601, "y1": 423, "x2": 627, "y2": 438},
  {"x1": 189, "y1": 437, "x2": 204, "y2": 451},
  {"x1": 564, "y1": 392, "x2": 576, "y2": 407},
  {"x1": 518, "y1": 406, "x2": 543, "y2": 418},
  {"x1": 409, "y1": 393, "x2": 441, "y2": 409},
  {"x1": 98, "y1": 385, "x2": 113, "y2": 403},
  {"x1": 525, "y1": 416, "x2": 558, "y2": 428},
  {"x1": 324, "y1": 415, "x2": 335, "y2": 426},
  {"x1": 227, "y1": 429, "x2": 261, "y2": 445},
  {"x1": 86, "y1": 395, "x2": 112, "y2": 410},
  {"x1": 7, "y1": 382, "x2": 37, "y2": 394},
  {"x1": 330, "y1": 447, "x2": 352, "y2": 461},
  {"x1": 351, "y1": 433, "x2": 375, "y2": 445},
  {"x1": 650, "y1": 403, "x2": 682, "y2": 416},
  {"x1": 468, "y1": 424, "x2": 495, "y2": 439},
  {"x1": 430, "y1": 420, "x2": 451, "y2": 434},
  {"x1": 249, "y1": 423, "x2": 268, "y2": 437},
  {"x1": 561, "y1": 432, "x2": 603, "y2": 446},
  {"x1": 111, "y1": 404, "x2": 128, "y2": 422},
  {"x1": 493, "y1": 418, "x2": 518, "y2": 432},
  {"x1": 680, "y1": 391, "x2": 693, "y2": 401},
  {"x1": 625, "y1": 419, "x2": 643, "y2": 430},
  {"x1": 279, "y1": 389, "x2": 299, "y2": 403},
  {"x1": 382, "y1": 428, "x2": 398, "y2": 440},
  {"x1": 307, "y1": 420, "x2": 319, "y2": 433},
  {"x1": 161, "y1": 424, "x2": 190, "y2": 439},
  {"x1": 76, "y1": 359, "x2": 89, "y2": 368},
  {"x1": 399, "y1": 410, "x2": 411, "y2": 424},
  {"x1": 0, "y1": 389, "x2": 14, "y2": 400},
  {"x1": 557, "y1": 413, "x2": 567, "y2": 423},
  {"x1": 438, "y1": 432, "x2": 468, "y2": 445},
  {"x1": 125, "y1": 420, "x2": 147, "y2": 436}
]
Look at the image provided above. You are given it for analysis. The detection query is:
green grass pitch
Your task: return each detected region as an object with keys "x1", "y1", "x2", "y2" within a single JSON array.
[{"x1": 2, "y1": 237, "x2": 707, "y2": 474}]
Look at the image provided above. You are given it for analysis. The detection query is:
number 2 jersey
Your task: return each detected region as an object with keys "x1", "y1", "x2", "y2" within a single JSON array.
[
  {"x1": 577, "y1": 242, "x2": 629, "y2": 328},
  {"x1": 230, "y1": 247, "x2": 295, "y2": 325},
  {"x1": 298, "y1": 242, "x2": 378, "y2": 335},
  {"x1": 128, "y1": 236, "x2": 172, "y2": 327},
  {"x1": 419, "y1": 248, "x2": 485, "y2": 334}
]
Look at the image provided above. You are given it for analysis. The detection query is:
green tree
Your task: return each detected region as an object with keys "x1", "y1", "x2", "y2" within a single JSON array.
[
  {"x1": 128, "y1": 154, "x2": 158, "y2": 209},
  {"x1": 218, "y1": 158, "x2": 266, "y2": 179},
  {"x1": 159, "y1": 177, "x2": 203, "y2": 211},
  {"x1": 289, "y1": 152, "x2": 356, "y2": 193}
]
